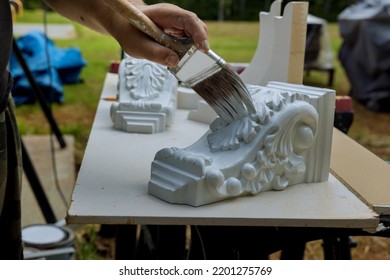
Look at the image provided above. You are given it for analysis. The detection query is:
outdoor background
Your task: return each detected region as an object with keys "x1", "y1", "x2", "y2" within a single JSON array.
[{"x1": 13, "y1": 0, "x2": 390, "y2": 259}]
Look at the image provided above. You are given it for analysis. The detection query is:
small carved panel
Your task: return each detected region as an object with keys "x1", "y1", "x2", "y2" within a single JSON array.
[{"x1": 110, "y1": 55, "x2": 178, "y2": 134}]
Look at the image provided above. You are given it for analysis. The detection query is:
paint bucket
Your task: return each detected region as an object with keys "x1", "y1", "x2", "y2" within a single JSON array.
[{"x1": 22, "y1": 224, "x2": 75, "y2": 260}]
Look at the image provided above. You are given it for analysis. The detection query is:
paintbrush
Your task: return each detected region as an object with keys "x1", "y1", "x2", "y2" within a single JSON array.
[{"x1": 105, "y1": 0, "x2": 256, "y2": 121}]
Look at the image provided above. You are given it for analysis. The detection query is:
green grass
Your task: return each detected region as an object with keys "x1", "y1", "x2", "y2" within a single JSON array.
[
  {"x1": 16, "y1": 9, "x2": 70, "y2": 23},
  {"x1": 74, "y1": 224, "x2": 109, "y2": 260},
  {"x1": 206, "y1": 21, "x2": 260, "y2": 62}
]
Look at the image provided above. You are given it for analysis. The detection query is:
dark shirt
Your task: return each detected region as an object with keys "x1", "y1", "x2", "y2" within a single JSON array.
[{"x1": 0, "y1": 0, "x2": 13, "y2": 113}]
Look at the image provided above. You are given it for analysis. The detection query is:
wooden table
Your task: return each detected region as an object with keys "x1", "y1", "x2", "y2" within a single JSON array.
[{"x1": 67, "y1": 73, "x2": 390, "y2": 259}]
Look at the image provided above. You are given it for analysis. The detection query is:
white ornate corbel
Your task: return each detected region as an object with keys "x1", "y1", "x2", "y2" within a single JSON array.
[{"x1": 148, "y1": 82, "x2": 335, "y2": 206}]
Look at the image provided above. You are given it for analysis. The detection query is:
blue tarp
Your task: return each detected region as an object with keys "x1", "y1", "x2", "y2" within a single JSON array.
[{"x1": 9, "y1": 30, "x2": 87, "y2": 105}]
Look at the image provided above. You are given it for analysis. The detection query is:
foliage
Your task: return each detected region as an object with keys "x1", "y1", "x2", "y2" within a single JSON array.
[
  {"x1": 75, "y1": 225, "x2": 111, "y2": 260},
  {"x1": 147, "y1": 0, "x2": 271, "y2": 20},
  {"x1": 304, "y1": 0, "x2": 356, "y2": 21},
  {"x1": 20, "y1": 0, "x2": 43, "y2": 10},
  {"x1": 146, "y1": 0, "x2": 357, "y2": 21},
  {"x1": 24, "y1": 0, "x2": 357, "y2": 22}
]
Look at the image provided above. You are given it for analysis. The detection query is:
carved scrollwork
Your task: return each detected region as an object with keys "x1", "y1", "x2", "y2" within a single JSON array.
[{"x1": 208, "y1": 99, "x2": 318, "y2": 198}]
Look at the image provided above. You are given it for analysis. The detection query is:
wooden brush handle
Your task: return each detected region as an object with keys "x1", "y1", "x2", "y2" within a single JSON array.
[{"x1": 104, "y1": 0, "x2": 190, "y2": 56}]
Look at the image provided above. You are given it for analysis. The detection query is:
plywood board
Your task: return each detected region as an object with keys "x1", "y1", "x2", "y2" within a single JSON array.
[
  {"x1": 67, "y1": 74, "x2": 379, "y2": 231},
  {"x1": 331, "y1": 128, "x2": 390, "y2": 215}
]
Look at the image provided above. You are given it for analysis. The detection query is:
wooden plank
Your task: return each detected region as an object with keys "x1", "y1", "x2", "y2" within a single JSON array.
[
  {"x1": 287, "y1": 2, "x2": 308, "y2": 84},
  {"x1": 331, "y1": 128, "x2": 390, "y2": 215}
]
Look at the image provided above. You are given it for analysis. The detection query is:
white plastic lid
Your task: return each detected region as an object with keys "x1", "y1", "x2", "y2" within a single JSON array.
[{"x1": 22, "y1": 225, "x2": 66, "y2": 246}]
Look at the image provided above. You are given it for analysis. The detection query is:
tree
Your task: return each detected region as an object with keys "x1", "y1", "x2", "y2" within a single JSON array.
[{"x1": 218, "y1": 0, "x2": 225, "y2": 21}]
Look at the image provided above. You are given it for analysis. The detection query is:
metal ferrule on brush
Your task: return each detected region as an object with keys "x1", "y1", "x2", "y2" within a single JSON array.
[{"x1": 169, "y1": 46, "x2": 227, "y2": 87}]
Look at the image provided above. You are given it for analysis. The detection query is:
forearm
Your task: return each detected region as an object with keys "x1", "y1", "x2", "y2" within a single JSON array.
[
  {"x1": 43, "y1": 0, "x2": 208, "y2": 67},
  {"x1": 43, "y1": 0, "x2": 145, "y2": 35}
]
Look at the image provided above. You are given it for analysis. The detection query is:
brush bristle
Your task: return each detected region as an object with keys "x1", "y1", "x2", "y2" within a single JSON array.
[{"x1": 192, "y1": 67, "x2": 255, "y2": 122}]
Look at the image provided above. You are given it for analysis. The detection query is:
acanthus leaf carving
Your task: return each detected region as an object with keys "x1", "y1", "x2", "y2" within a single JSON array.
[
  {"x1": 111, "y1": 55, "x2": 177, "y2": 134},
  {"x1": 124, "y1": 58, "x2": 169, "y2": 100}
]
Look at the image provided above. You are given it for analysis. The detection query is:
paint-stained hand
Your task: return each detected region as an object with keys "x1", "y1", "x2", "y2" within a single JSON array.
[{"x1": 116, "y1": 3, "x2": 209, "y2": 67}]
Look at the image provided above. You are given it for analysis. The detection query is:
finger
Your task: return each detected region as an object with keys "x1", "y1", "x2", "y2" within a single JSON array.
[
  {"x1": 178, "y1": 15, "x2": 209, "y2": 51},
  {"x1": 121, "y1": 31, "x2": 180, "y2": 67},
  {"x1": 142, "y1": 4, "x2": 209, "y2": 52}
]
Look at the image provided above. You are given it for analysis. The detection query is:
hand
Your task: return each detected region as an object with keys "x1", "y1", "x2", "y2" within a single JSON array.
[
  {"x1": 111, "y1": 3, "x2": 209, "y2": 67},
  {"x1": 43, "y1": 0, "x2": 208, "y2": 67}
]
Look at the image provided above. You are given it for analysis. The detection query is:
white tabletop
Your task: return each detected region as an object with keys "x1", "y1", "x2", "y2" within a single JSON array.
[{"x1": 66, "y1": 73, "x2": 379, "y2": 231}]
